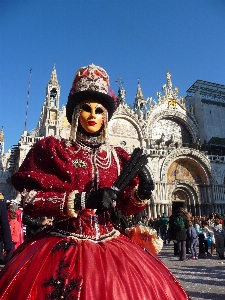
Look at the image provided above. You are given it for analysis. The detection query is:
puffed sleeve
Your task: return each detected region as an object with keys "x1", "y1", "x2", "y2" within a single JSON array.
[
  {"x1": 113, "y1": 147, "x2": 148, "y2": 216},
  {"x1": 11, "y1": 137, "x2": 75, "y2": 217}
]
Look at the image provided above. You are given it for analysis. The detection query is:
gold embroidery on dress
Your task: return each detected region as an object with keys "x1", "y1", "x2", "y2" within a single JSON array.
[{"x1": 72, "y1": 159, "x2": 87, "y2": 168}]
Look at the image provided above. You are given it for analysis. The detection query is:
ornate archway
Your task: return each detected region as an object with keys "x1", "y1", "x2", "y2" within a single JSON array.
[
  {"x1": 170, "y1": 182, "x2": 199, "y2": 216},
  {"x1": 172, "y1": 188, "x2": 189, "y2": 213},
  {"x1": 165, "y1": 153, "x2": 212, "y2": 215},
  {"x1": 161, "y1": 148, "x2": 212, "y2": 183},
  {"x1": 147, "y1": 109, "x2": 200, "y2": 145}
]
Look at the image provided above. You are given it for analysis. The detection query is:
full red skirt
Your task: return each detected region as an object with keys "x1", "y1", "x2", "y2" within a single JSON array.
[{"x1": 0, "y1": 231, "x2": 189, "y2": 300}]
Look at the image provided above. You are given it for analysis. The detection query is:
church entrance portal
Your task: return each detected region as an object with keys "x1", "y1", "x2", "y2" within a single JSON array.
[
  {"x1": 168, "y1": 157, "x2": 208, "y2": 216},
  {"x1": 172, "y1": 189, "x2": 189, "y2": 215},
  {"x1": 172, "y1": 200, "x2": 185, "y2": 215}
]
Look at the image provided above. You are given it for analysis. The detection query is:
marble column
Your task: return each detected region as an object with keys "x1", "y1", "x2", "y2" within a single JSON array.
[{"x1": 153, "y1": 204, "x2": 157, "y2": 218}]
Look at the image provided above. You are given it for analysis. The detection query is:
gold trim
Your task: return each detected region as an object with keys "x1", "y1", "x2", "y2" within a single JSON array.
[
  {"x1": 67, "y1": 190, "x2": 79, "y2": 218},
  {"x1": 50, "y1": 228, "x2": 120, "y2": 242}
]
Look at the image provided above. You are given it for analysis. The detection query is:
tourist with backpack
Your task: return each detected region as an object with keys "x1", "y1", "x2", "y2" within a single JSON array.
[{"x1": 171, "y1": 208, "x2": 189, "y2": 261}]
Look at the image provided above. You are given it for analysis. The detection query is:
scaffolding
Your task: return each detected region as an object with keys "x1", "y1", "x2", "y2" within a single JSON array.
[{"x1": 186, "y1": 80, "x2": 225, "y2": 103}]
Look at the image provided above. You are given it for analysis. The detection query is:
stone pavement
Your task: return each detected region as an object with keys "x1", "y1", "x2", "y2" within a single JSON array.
[
  {"x1": 1, "y1": 243, "x2": 224, "y2": 300},
  {"x1": 158, "y1": 243, "x2": 225, "y2": 300}
]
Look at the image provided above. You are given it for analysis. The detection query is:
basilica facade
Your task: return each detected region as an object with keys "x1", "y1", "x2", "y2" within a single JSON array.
[{"x1": 1, "y1": 66, "x2": 225, "y2": 217}]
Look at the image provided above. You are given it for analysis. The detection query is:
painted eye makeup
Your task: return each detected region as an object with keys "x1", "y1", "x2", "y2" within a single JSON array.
[
  {"x1": 81, "y1": 103, "x2": 104, "y2": 114},
  {"x1": 81, "y1": 104, "x2": 91, "y2": 113},
  {"x1": 95, "y1": 107, "x2": 104, "y2": 114}
]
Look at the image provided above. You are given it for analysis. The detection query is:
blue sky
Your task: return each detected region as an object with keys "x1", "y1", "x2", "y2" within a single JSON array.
[{"x1": 1, "y1": 0, "x2": 225, "y2": 151}]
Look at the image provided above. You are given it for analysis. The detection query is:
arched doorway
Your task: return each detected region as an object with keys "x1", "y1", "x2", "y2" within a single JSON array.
[
  {"x1": 167, "y1": 157, "x2": 209, "y2": 216},
  {"x1": 171, "y1": 183, "x2": 199, "y2": 216},
  {"x1": 172, "y1": 189, "x2": 188, "y2": 214}
]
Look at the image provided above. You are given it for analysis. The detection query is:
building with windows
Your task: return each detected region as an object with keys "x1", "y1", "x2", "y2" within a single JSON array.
[{"x1": 1, "y1": 66, "x2": 224, "y2": 217}]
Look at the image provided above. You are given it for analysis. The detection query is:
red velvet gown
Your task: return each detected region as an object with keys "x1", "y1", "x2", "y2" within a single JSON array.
[{"x1": 0, "y1": 137, "x2": 189, "y2": 300}]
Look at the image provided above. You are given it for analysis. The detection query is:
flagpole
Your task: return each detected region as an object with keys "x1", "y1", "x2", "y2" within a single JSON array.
[{"x1": 24, "y1": 68, "x2": 32, "y2": 132}]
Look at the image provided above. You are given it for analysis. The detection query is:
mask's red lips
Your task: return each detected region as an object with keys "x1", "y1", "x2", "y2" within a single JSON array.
[{"x1": 88, "y1": 121, "x2": 97, "y2": 126}]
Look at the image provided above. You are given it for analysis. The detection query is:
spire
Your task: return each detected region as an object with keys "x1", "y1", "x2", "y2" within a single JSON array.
[
  {"x1": 134, "y1": 78, "x2": 147, "y2": 113},
  {"x1": 49, "y1": 63, "x2": 58, "y2": 85},
  {"x1": 136, "y1": 78, "x2": 144, "y2": 99},
  {"x1": 0, "y1": 126, "x2": 4, "y2": 140},
  {"x1": 45, "y1": 63, "x2": 60, "y2": 106},
  {"x1": 115, "y1": 75, "x2": 126, "y2": 104},
  {"x1": 37, "y1": 65, "x2": 61, "y2": 137}
]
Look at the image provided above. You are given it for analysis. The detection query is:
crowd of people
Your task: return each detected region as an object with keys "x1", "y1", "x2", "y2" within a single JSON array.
[{"x1": 137, "y1": 209, "x2": 225, "y2": 261}]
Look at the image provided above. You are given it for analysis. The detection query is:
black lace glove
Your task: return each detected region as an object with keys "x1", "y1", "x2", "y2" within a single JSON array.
[
  {"x1": 74, "y1": 188, "x2": 118, "y2": 211},
  {"x1": 137, "y1": 166, "x2": 154, "y2": 200}
]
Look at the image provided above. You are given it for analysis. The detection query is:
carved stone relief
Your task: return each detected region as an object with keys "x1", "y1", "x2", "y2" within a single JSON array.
[
  {"x1": 148, "y1": 110, "x2": 199, "y2": 143},
  {"x1": 109, "y1": 118, "x2": 138, "y2": 137},
  {"x1": 173, "y1": 190, "x2": 189, "y2": 202},
  {"x1": 108, "y1": 118, "x2": 140, "y2": 148}
]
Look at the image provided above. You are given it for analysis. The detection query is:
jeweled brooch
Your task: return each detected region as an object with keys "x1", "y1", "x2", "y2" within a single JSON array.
[{"x1": 72, "y1": 159, "x2": 87, "y2": 168}]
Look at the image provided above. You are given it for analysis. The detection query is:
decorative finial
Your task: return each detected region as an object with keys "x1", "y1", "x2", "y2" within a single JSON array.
[
  {"x1": 115, "y1": 74, "x2": 124, "y2": 90},
  {"x1": 116, "y1": 75, "x2": 126, "y2": 104}
]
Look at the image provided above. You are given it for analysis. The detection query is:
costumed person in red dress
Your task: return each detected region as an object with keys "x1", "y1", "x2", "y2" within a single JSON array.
[
  {"x1": 7, "y1": 198, "x2": 24, "y2": 250},
  {"x1": 0, "y1": 64, "x2": 189, "y2": 300},
  {"x1": 14, "y1": 193, "x2": 25, "y2": 247}
]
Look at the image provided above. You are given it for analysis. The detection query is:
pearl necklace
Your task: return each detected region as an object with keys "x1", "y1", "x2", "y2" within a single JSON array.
[
  {"x1": 65, "y1": 133, "x2": 120, "y2": 191},
  {"x1": 73, "y1": 138, "x2": 112, "y2": 170}
]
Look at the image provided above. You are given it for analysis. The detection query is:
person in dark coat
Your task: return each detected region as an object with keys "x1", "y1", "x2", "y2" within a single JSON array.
[
  {"x1": 160, "y1": 213, "x2": 169, "y2": 244},
  {"x1": 170, "y1": 208, "x2": 189, "y2": 261},
  {"x1": 0, "y1": 200, "x2": 13, "y2": 264},
  {"x1": 168, "y1": 214, "x2": 178, "y2": 255},
  {"x1": 153, "y1": 215, "x2": 161, "y2": 236}
]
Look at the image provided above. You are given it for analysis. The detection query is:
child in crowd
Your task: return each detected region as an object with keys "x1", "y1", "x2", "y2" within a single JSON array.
[
  {"x1": 188, "y1": 220, "x2": 198, "y2": 260},
  {"x1": 208, "y1": 214, "x2": 216, "y2": 255},
  {"x1": 193, "y1": 217, "x2": 202, "y2": 236}
]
